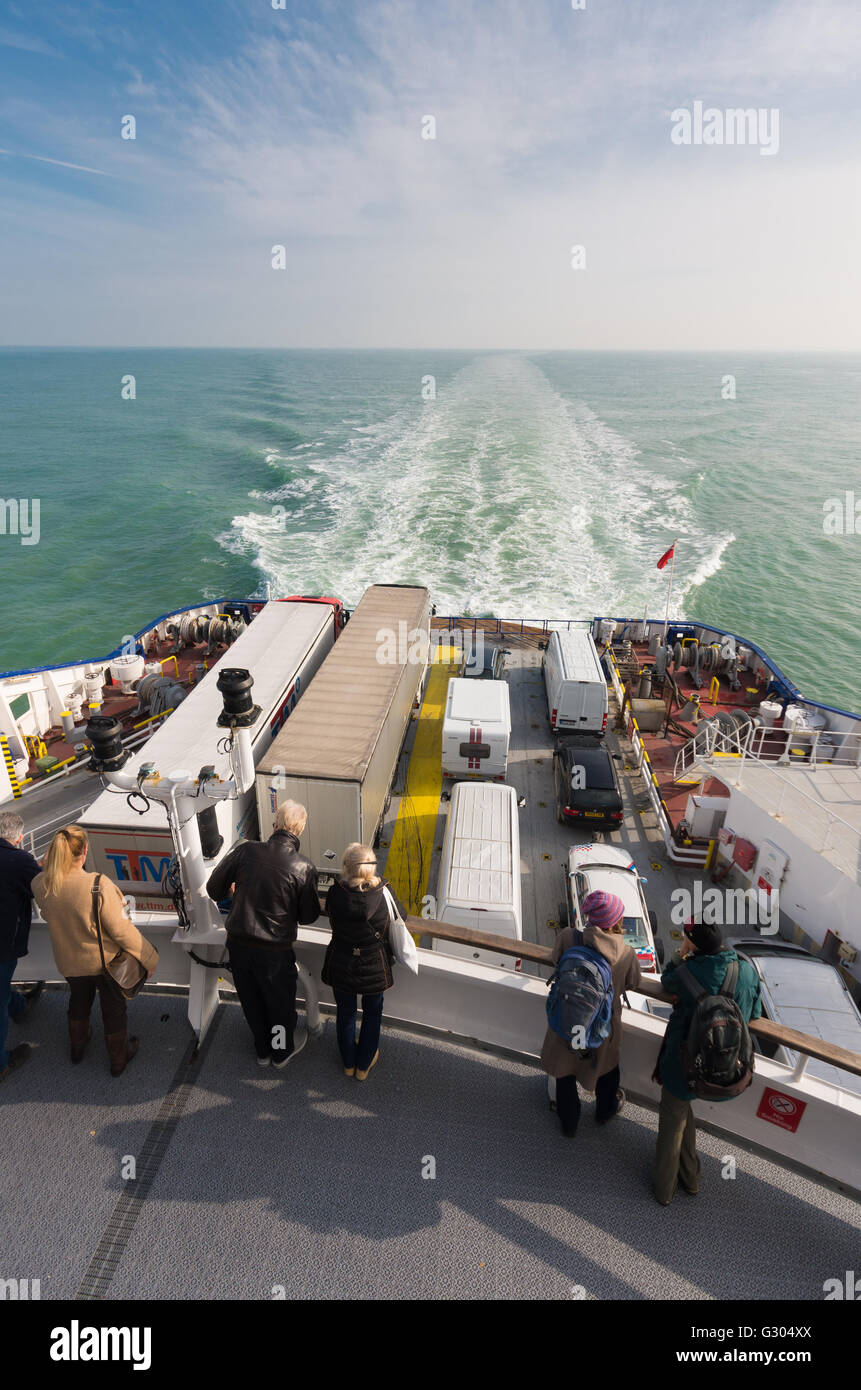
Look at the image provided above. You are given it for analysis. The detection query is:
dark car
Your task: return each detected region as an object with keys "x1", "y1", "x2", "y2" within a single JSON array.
[{"x1": 553, "y1": 737, "x2": 624, "y2": 829}]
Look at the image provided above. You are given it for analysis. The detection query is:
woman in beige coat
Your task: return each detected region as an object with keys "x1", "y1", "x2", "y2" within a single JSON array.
[
  {"x1": 32, "y1": 825, "x2": 157, "y2": 1076},
  {"x1": 541, "y1": 890, "x2": 641, "y2": 1137}
]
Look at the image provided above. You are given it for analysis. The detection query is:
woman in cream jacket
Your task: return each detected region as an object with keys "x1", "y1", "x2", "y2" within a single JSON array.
[{"x1": 33, "y1": 825, "x2": 157, "y2": 1076}]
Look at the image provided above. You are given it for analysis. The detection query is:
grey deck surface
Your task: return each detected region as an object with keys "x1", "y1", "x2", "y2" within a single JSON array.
[{"x1": 2, "y1": 989, "x2": 858, "y2": 1301}]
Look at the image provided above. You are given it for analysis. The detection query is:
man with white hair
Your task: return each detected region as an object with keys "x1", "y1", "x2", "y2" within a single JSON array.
[
  {"x1": 206, "y1": 801, "x2": 320, "y2": 1068},
  {"x1": 0, "y1": 810, "x2": 43, "y2": 1082}
]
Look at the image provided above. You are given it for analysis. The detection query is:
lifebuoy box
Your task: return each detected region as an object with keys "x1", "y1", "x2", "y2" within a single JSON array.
[{"x1": 732, "y1": 836, "x2": 757, "y2": 872}]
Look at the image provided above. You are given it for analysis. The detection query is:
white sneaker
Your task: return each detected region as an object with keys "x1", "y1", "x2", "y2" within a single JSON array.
[{"x1": 272, "y1": 1022, "x2": 308, "y2": 1069}]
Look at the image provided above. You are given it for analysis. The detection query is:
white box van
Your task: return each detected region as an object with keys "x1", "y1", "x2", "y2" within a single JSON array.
[
  {"x1": 432, "y1": 781, "x2": 523, "y2": 971},
  {"x1": 543, "y1": 630, "x2": 608, "y2": 735},
  {"x1": 441, "y1": 678, "x2": 510, "y2": 782}
]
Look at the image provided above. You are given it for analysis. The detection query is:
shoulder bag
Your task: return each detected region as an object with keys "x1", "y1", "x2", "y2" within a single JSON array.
[
  {"x1": 382, "y1": 885, "x2": 418, "y2": 975},
  {"x1": 91, "y1": 873, "x2": 154, "y2": 999}
]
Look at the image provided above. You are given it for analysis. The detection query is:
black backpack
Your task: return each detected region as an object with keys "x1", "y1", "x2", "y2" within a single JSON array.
[{"x1": 677, "y1": 959, "x2": 754, "y2": 1101}]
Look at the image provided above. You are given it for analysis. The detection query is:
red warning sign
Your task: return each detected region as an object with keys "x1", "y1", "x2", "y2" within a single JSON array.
[{"x1": 756, "y1": 1087, "x2": 807, "y2": 1133}]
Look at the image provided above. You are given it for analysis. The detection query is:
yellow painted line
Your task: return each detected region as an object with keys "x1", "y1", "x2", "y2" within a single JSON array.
[
  {"x1": 132, "y1": 707, "x2": 174, "y2": 732},
  {"x1": 384, "y1": 647, "x2": 459, "y2": 917}
]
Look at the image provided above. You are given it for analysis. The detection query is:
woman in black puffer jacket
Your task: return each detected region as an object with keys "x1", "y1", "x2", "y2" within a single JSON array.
[{"x1": 322, "y1": 844, "x2": 406, "y2": 1080}]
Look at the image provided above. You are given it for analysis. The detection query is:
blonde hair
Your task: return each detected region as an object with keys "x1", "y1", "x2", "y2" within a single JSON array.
[
  {"x1": 341, "y1": 843, "x2": 381, "y2": 891},
  {"x1": 274, "y1": 800, "x2": 308, "y2": 836},
  {"x1": 42, "y1": 824, "x2": 88, "y2": 895}
]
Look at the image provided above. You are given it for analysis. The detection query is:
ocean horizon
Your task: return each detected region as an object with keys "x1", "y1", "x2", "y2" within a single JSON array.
[{"x1": 1, "y1": 347, "x2": 858, "y2": 712}]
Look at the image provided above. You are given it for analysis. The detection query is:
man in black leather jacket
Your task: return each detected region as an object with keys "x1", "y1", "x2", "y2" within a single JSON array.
[
  {"x1": 0, "y1": 811, "x2": 42, "y2": 1082},
  {"x1": 206, "y1": 801, "x2": 320, "y2": 1068}
]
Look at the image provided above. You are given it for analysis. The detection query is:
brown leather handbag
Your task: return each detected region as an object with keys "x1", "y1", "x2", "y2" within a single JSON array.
[{"x1": 91, "y1": 873, "x2": 154, "y2": 999}]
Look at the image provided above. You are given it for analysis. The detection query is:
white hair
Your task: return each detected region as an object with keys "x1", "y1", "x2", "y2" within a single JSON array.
[
  {"x1": 274, "y1": 800, "x2": 307, "y2": 836},
  {"x1": 0, "y1": 811, "x2": 24, "y2": 843}
]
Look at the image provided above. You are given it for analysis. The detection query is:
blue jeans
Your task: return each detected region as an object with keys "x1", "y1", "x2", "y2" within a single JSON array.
[
  {"x1": 0, "y1": 958, "x2": 27, "y2": 1072},
  {"x1": 333, "y1": 989, "x2": 384, "y2": 1071}
]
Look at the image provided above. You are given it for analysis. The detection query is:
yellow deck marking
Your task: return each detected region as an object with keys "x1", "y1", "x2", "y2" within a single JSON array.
[{"x1": 384, "y1": 648, "x2": 459, "y2": 916}]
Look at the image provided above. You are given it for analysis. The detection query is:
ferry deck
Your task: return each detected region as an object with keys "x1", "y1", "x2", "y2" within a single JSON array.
[{"x1": 3, "y1": 626, "x2": 860, "y2": 1301}]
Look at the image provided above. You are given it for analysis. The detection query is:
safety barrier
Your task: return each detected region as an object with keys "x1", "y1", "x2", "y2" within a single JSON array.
[
  {"x1": 17, "y1": 908, "x2": 860, "y2": 1195},
  {"x1": 605, "y1": 650, "x2": 706, "y2": 865}
]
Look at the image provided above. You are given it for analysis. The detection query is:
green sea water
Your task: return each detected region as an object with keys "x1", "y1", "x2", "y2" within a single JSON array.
[{"x1": 1, "y1": 349, "x2": 858, "y2": 710}]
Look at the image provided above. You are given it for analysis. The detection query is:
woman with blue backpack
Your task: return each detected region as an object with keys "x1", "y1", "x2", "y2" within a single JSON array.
[{"x1": 541, "y1": 890, "x2": 642, "y2": 1137}]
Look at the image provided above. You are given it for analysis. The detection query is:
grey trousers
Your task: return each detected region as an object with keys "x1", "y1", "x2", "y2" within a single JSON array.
[{"x1": 653, "y1": 1087, "x2": 702, "y2": 1203}]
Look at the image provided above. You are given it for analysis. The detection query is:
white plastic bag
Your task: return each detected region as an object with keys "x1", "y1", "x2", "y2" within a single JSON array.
[{"x1": 382, "y1": 885, "x2": 419, "y2": 975}]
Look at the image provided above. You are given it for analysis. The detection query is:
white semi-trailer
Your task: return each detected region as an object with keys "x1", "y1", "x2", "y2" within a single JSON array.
[
  {"x1": 80, "y1": 598, "x2": 341, "y2": 909},
  {"x1": 256, "y1": 584, "x2": 431, "y2": 871}
]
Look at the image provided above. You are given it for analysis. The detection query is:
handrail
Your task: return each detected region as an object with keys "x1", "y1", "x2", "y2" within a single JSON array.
[
  {"x1": 307, "y1": 891, "x2": 861, "y2": 1081},
  {"x1": 680, "y1": 723, "x2": 860, "y2": 875},
  {"x1": 605, "y1": 649, "x2": 706, "y2": 865},
  {"x1": 409, "y1": 916, "x2": 861, "y2": 1079}
]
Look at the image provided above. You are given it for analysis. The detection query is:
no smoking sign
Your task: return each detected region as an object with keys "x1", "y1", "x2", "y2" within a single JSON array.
[{"x1": 756, "y1": 1086, "x2": 807, "y2": 1133}]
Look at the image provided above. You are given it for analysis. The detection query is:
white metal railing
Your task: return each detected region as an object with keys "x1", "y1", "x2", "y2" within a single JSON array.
[
  {"x1": 8, "y1": 709, "x2": 174, "y2": 804},
  {"x1": 606, "y1": 651, "x2": 707, "y2": 866},
  {"x1": 675, "y1": 720, "x2": 861, "y2": 779},
  {"x1": 677, "y1": 724, "x2": 860, "y2": 877},
  {"x1": 24, "y1": 803, "x2": 90, "y2": 859}
]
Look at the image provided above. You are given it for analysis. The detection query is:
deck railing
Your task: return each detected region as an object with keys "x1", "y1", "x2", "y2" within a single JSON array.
[
  {"x1": 412, "y1": 916, "x2": 861, "y2": 1086},
  {"x1": 676, "y1": 722, "x2": 861, "y2": 878},
  {"x1": 604, "y1": 650, "x2": 707, "y2": 865}
]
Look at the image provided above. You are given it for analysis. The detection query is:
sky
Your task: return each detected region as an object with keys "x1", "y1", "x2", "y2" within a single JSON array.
[{"x1": 0, "y1": 0, "x2": 859, "y2": 348}]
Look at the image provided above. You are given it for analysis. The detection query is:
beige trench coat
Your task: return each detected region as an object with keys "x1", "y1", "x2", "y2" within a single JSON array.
[
  {"x1": 540, "y1": 924, "x2": 642, "y2": 1091},
  {"x1": 33, "y1": 867, "x2": 158, "y2": 980}
]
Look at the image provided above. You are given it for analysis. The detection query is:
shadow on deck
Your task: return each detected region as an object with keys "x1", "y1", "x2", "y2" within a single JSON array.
[{"x1": 2, "y1": 990, "x2": 858, "y2": 1301}]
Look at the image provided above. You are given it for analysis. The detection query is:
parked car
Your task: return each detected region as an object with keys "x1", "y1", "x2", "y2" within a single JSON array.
[
  {"x1": 728, "y1": 938, "x2": 861, "y2": 1096},
  {"x1": 461, "y1": 639, "x2": 508, "y2": 680},
  {"x1": 561, "y1": 843, "x2": 663, "y2": 975},
  {"x1": 553, "y1": 735, "x2": 624, "y2": 829}
]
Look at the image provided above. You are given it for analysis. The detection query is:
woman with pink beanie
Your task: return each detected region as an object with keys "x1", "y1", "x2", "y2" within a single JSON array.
[{"x1": 540, "y1": 890, "x2": 642, "y2": 1137}]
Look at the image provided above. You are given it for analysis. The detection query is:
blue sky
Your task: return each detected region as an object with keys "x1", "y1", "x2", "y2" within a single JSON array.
[{"x1": 1, "y1": 0, "x2": 859, "y2": 347}]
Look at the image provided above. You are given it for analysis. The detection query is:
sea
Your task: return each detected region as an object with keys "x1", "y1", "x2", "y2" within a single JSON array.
[{"x1": 1, "y1": 348, "x2": 858, "y2": 711}]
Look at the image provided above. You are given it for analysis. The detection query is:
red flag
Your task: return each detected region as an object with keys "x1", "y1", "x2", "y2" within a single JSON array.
[{"x1": 656, "y1": 544, "x2": 675, "y2": 570}]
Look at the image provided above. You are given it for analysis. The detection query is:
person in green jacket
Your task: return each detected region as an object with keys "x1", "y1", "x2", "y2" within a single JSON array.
[{"x1": 652, "y1": 919, "x2": 762, "y2": 1206}]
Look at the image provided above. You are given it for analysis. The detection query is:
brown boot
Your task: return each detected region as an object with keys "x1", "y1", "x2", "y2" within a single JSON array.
[
  {"x1": 69, "y1": 1018, "x2": 92, "y2": 1064},
  {"x1": 106, "y1": 1032, "x2": 139, "y2": 1077}
]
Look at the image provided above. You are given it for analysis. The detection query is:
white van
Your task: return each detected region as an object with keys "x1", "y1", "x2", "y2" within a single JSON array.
[
  {"x1": 441, "y1": 678, "x2": 510, "y2": 782},
  {"x1": 543, "y1": 629, "x2": 608, "y2": 735},
  {"x1": 432, "y1": 781, "x2": 523, "y2": 971}
]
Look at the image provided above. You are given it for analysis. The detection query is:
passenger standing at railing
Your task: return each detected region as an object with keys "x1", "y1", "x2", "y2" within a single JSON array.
[
  {"x1": 541, "y1": 891, "x2": 642, "y2": 1136},
  {"x1": 206, "y1": 800, "x2": 320, "y2": 1069},
  {"x1": 32, "y1": 825, "x2": 157, "y2": 1076},
  {"x1": 652, "y1": 921, "x2": 761, "y2": 1206},
  {"x1": 322, "y1": 844, "x2": 406, "y2": 1081},
  {"x1": 0, "y1": 811, "x2": 43, "y2": 1083}
]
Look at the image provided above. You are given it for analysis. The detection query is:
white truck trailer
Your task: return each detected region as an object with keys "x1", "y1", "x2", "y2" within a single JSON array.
[
  {"x1": 256, "y1": 584, "x2": 431, "y2": 871},
  {"x1": 80, "y1": 599, "x2": 341, "y2": 909}
]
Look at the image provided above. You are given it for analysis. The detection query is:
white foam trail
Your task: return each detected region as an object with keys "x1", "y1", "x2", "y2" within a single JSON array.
[{"x1": 224, "y1": 356, "x2": 735, "y2": 619}]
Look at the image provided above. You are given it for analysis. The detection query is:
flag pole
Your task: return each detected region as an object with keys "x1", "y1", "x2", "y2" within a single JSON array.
[{"x1": 662, "y1": 540, "x2": 677, "y2": 647}]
